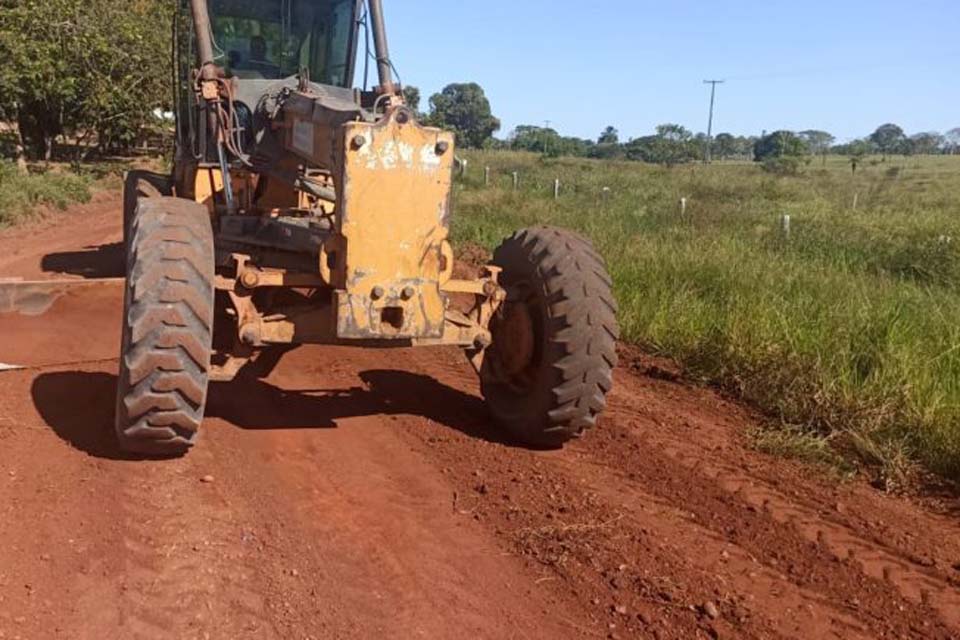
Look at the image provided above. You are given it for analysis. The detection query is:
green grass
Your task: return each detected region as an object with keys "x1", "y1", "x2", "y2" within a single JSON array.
[
  {"x1": 452, "y1": 151, "x2": 960, "y2": 484},
  {"x1": 0, "y1": 161, "x2": 93, "y2": 226}
]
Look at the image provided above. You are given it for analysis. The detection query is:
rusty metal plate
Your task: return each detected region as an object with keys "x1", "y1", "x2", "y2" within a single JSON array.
[{"x1": 335, "y1": 109, "x2": 455, "y2": 340}]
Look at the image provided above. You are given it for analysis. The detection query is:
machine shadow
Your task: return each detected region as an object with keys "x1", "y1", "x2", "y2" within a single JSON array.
[
  {"x1": 30, "y1": 370, "x2": 139, "y2": 461},
  {"x1": 208, "y1": 367, "x2": 518, "y2": 446},
  {"x1": 31, "y1": 368, "x2": 517, "y2": 460},
  {"x1": 41, "y1": 243, "x2": 125, "y2": 279}
]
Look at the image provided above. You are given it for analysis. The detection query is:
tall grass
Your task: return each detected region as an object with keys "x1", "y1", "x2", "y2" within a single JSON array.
[
  {"x1": 0, "y1": 161, "x2": 92, "y2": 226},
  {"x1": 452, "y1": 152, "x2": 960, "y2": 483}
]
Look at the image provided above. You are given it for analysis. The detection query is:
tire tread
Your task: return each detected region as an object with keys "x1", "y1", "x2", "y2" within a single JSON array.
[
  {"x1": 485, "y1": 226, "x2": 619, "y2": 447},
  {"x1": 115, "y1": 197, "x2": 214, "y2": 456}
]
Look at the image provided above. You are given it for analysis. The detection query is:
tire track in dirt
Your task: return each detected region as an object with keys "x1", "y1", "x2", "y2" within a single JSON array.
[
  {"x1": 104, "y1": 452, "x2": 279, "y2": 639},
  {"x1": 201, "y1": 346, "x2": 595, "y2": 639},
  {"x1": 0, "y1": 365, "x2": 281, "y2": 639},
  {"x1": 392, "y1": 346, "x2": 960, "y2": 639},
  {"x1": 3, "y1": 193, "x2": 960, "y2": 639},
  {"x1": 548, "y1": 456, "x2": 875, "y2": 640},
  {"x1": 598, "y1": 364, "x2": 960, "y2": 636}
]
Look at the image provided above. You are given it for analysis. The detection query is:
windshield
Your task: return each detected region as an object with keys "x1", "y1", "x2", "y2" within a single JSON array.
[{"x1": 209, "y1": 0, "x2": 357, "y2": 86}]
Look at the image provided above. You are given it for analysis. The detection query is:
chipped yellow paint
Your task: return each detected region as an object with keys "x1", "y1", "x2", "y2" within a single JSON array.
[
  {"x1": 335, "y1": 109, "x2": 455, "y2": 339},
  {"x1": 194, "y1": 167, "x2": 224, "y2": 211},
  {"x1": 193, "y1": 168, "x2": 256, "y2": 212}
]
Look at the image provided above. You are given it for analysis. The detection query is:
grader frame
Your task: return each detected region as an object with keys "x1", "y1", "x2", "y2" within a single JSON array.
[{"x1": 0, "y1": 0, "x2": 619, "y2": 456}]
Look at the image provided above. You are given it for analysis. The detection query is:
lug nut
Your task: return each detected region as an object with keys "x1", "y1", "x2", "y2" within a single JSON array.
[
  {"x1": 240, "y1": 271, "x2": 259, "y2": 289},
  {"x1": 351, "y1": 134, "x2": 367, "y2": 149},
  {"x1": 401, "y1": 286, "x2": 416, "y2": 300},
  {"x1": 371, "y1": 285, "x2": 385, "y2": 300},
  {"x1": 435, "y1": 141, "x2": 449, "y2": 155}
]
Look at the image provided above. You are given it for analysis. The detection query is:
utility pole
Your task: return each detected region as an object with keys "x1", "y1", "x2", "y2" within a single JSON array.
[{"x1": 703, "y1": 79, "x2": 725, "y2": 164}]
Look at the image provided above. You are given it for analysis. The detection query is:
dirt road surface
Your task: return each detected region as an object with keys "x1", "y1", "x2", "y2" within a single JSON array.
[{"x1": 1, "y1": 192, "x2": 959, "y2": 639}]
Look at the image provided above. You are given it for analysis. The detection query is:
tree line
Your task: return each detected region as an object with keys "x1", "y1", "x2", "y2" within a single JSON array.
[
  {"x1": 500, "y1": 122, "x2": 960, "y2": 166},
  {"x1": 400, "y1": 82, "x2": 960, "y2": 169},
  {"x1": 0, "y1": 1, "x2": 954, "y2": 170},
  {"x1": 0, "y1": 0, "x2": 172, "y2": 162}
]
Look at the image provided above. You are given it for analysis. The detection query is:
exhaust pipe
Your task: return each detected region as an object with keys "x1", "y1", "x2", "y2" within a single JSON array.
[
  {"x1": 190, "y1": 0, "x2": 217, "y2": 83},
  {"x1": 367, "y1": 0, "x2": 397, "y2": 95}
]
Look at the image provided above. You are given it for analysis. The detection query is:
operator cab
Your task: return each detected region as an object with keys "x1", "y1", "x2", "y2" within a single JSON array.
[
  {"x1": 174, "y1": 0, "x2": 363, "y2": 170},
  {"x1": 209, "y1": 0, "x2": 358, "y2": 86}
]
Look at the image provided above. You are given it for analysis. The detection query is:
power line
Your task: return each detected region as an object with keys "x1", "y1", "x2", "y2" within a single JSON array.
[{"x1": 703, "y1": 79, "x2": 725, "y2": 164}]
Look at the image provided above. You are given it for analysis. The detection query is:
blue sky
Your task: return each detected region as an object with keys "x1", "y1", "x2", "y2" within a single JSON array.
[{"x1": 382, "y1": 0, "x2": 959, "y2": 142}]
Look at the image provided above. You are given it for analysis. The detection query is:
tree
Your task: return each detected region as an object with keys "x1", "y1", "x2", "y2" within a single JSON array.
[
  {"x1": 869, "y1": 123, "x2": 906, "y2": 160},
  {"x1": 656, "y1": 123, "x2": 692, "y2": 143},
  {"x1": 511, "y1": 125, "x2": 558, "y2": 154},
  {"x1": 427, "y1": 83, "x2": 500, "y2": 149},
  {"x1": 798, "y1": 130, "x2": 835, "y2": 164},
  {"x1": 845, "y1": 139, "x2": 872, "y2": 174},
  {"x1": 625, "y1": 124, "x2": 698, "y2": 167},
  {"x1": 510, "y1": 125, "x2": 592, "y2": 158},
  {"x1": 713, "y1": 133, "x2": 737, "y2": 160},
  {"x1": 588, "y1": 143, "x2": 623, "y2": 160},
  {"x1": 0, "y1": 0, "x2": 173, "y2": 160},
  {"x1": 945, "y1": 128, "x2": 960, "y2": 154},
  {"x1": 401, "y1": 86, "x2": 421, "y2": 113},
  {"x1": 753, "y1": 131, "x2": 808, "y2": 161},
  {"x1": 598, "y1": 126, "x2": 619, "y2": 145},
  {"x1": 910, "y1": 131, "x2": 944, "y2": 155},
  {"x1": 753, "y1": 131, "x2": 809, "y2": 174}
]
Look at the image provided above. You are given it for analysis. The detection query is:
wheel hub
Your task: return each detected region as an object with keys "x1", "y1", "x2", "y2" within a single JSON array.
[{"x1": 493, "y1": 299, "x2": 536, "y2": 379}]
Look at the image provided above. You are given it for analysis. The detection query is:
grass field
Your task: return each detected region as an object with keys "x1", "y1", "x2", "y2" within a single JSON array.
[{"x1": 452, "y1": 151, "x2": 960, "y2": 485}]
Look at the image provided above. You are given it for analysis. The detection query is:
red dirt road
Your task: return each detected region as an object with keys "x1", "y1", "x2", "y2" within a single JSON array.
[{"x1": 1, "y1": 193, "x2": 959, "y2": 639}]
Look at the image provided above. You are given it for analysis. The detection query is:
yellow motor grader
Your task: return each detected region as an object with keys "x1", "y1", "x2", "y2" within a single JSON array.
[{"x1": 3, "y1": 0, "x2": 619, "y2": 455}]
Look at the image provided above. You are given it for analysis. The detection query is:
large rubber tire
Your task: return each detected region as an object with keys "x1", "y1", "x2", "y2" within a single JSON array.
[
  {"x1": 122, "y1": 170, "x2": 173, "y2": 251},
  {"x1": 115, "y1": 197, "x2": 215, "y2": 456},
  {"x1": 481, "y1": 227, "x2": 619, "y2": 448}
]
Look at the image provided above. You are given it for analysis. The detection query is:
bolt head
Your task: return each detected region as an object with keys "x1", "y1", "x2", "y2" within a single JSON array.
[
  {"x1": 401, "y1": 286, "x2": 416, "y2": 300},
  {"x1": 240, "y1": 271, "x2": 259, "y2": 288},
  {"x1": 435, "y1": 141, "x2": 450, "y2": 155},
  {"x1": 351, "y1": 134, "x2": 367, "y2": 149},
  {"x1": 371, "y1": 285, "x2": 385, "y2": 300},
  {"x1": 482, "y1": 281, "x2": 498, "y2": 297}
]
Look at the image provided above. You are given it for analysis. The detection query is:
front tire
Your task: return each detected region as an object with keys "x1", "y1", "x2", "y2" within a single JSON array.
[
  {"x1": 122, "y1": 170, "x2": 173, "y2": 250},
  {"x1": 481, "y1": 227, "x2": 619, "y2": 447},
  {"x1": 115, "y1": 197, "x2": 215, "y2": 456}
]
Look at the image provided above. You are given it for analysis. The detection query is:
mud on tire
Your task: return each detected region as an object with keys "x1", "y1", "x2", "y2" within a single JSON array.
[
  {"x1": 481, "y1": 226, "x2": 619, "y2": 448},
  {"x1": 115, "y1": 197, "x2": 215, "y2": 456}
]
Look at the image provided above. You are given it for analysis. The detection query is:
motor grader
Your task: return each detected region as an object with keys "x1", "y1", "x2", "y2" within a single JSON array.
[{"x1": 3, "y1": 0, "x2": 619, "y2": 455}]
